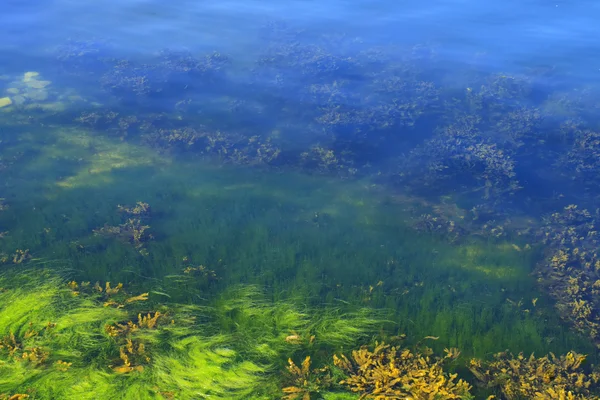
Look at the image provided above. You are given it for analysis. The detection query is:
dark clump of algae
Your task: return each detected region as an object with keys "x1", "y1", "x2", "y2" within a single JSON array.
[{"x1": 0, "y1": 117, "x2": 595, "y2": 398}]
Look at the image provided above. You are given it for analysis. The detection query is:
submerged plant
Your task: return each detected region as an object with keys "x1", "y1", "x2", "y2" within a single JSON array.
[
  {"x1": 333, "y1": 341, "x2": 472, "y2": 399},
  {"x1": 536, "y1": 205, "x2": 600, "y2": 346},
  {"x1": 93, "y1": 203, "x2": 154, "y2": 254},
  {"x1": 0, "y1": 269, "x2": 270, "y2": 399},
  {"x1": 117, "y1": 202, "x2": 151, "y2": 217},
  {"x1": 282, "y1": 356, "x2": 332, "y2": 400},
  {"x1": 469, "y1": 350, "x2": 600, "y2": 399}
]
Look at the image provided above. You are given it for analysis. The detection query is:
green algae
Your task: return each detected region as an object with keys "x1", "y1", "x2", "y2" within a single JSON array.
[
  {"x1": 0, "y1": 113, "x2": 597, "y2": 399},
  {"x1": 0, "y1": 268, "x2": 401, "y2": 399},
  {"x1": 154, "y1": 336, "x2": 267, "y2": 399},
  {"x1": 0, "y1": 121, "x2": 593, "y2": 358},
  {"x1": 0, "y1": 270, "x2": 267, "y2": 399}
]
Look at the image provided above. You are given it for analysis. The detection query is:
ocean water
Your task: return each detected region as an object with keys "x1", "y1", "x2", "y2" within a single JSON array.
[
  {"x1": 2, "y1": 0, "x2": 600, "y2": 77},
  {"x1": 1, "y1": 0, "x2": 600, "y2": 398}
]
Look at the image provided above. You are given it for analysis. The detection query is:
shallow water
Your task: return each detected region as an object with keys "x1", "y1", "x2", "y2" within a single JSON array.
[
  {"x1": 3, "y1": 0, "x2": 599, "y2": 78},
  {"x1": 1, "y1": 0, "x2": 600, "y2": 398}
]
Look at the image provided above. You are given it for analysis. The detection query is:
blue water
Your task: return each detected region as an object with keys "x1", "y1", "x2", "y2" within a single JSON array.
[{"x1": 2, "y1": 0, "x2": 599, "y2": 82}]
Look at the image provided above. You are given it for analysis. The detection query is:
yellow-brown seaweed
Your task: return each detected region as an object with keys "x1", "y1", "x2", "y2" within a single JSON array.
[
  {"x1": 469, "y1": 350, "x2": 600, "y2": 400},
  {"x1": 282, "y1": 356, "x2": 331, "y2": 400},
  {"x1": 334, "y1": 341, "x2": 471, "y2": 399}
]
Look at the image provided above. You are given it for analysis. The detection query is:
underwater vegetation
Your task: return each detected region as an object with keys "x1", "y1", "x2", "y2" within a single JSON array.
[
  {"x1": 1, "y1": 111, "x2": 599, "y2": 399},
  {"x1": 93, "y1": 202, "x2": 154, "y2": 255},
  {"x1": 0, "y1": 270, "x2": 267, "y2": 398},
  {"x1": 38, "y1": 30, "x2": 596, "y2": 215},
  {"x1": 13, "y1": 27, "x2": 590, "y2": 219},
  {"x1": 333, "y1": 341, "x2": 471, "y2": 399},
  {"x1": 397, "y1": 112, "x2": 521, "y2": 203},
  {"x1": 469, "y1": 350, "x2": 600, "y2": 399},
  {"x1": 534, "y1": 205, "x2": 600, "y2": 348},
  {"x1": 2, "y1": 17, "x2": 600, "y2": 400},
  {"x1": 282, "y1": 355, "x2": 332, "y2": 400},
  {"x1": 3, "y1": 269, "x2": 600, "y2": 399},
  {"x1": 0, "y1": 269, "x2": 404, "y2": 399}
]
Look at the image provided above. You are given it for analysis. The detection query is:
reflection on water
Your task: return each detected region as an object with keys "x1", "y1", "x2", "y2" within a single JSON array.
[{"x1": 1, "y1": 0, "x2": 600, "y2": 398}]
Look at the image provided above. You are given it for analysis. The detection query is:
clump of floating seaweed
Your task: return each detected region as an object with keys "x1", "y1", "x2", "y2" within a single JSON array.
[
  {"x1": 75, "y1": 109, "x2": 120, "y2": 128},
  {"x1": 535, "y1": 204, "x2": 600, "y2": 346},
  {"x1": 145, "y1": 126, "x2": 209, "y2": 151},
  {"x1": 159, "y1": 257, "x2": 222, "y2": 298},
  {"x1": 405, "y1": 195, "x2": 523, "y2": 246},
  {"x1": 469, "y1": 350, "x2": 600, "y2": 399},
  {"x1": 75, "y1": 109, "x2": 173, "y2": 142},
  {"x1": 93, "y1": 218, "x2": 152, "y2": 254},
  {"x1": 225, "y1": 135, "x2": 282, "y2": 166},
  {"x1": 93, "y1": 202, "x2": 153, "y2": 255},
  {"x1": 332, "y1": 341, "x2": 472, "y2": 399}
]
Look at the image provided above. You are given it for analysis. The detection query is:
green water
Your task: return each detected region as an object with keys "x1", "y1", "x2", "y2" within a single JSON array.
[{"x1": 0, "y1": 110, "x2": 595, "y2": 397}]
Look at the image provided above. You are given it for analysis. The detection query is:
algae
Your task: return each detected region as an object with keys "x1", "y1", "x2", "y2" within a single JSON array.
[{"x1": 1, "y1": 24, "x2": 600, "y2": 399}]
